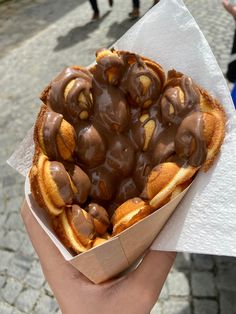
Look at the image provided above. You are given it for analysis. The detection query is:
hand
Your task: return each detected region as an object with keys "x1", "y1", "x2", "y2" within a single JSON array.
[
  {"x1": 21, "y1": 200, "x2": 176, "y2": 314},
  {"x1": 223, "y1": 0, "x2": 236, "y2": 20}
]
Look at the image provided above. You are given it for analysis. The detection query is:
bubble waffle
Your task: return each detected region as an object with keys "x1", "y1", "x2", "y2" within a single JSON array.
[{"x1": 29, "y1": 49, "x2": 226, "y2": 254}]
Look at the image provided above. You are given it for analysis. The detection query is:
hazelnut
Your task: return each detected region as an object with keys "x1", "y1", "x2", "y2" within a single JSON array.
[
  {"x1": 169, "y1": 104, "x2": 175, "y2": 114},
  {"x1": 139, "y1": 75, "x2": 151, "y2": 94},
  {"x1": 64, "y1": 80, "x2": 75, "y2": 98},
  {"x1": 143, "y1": 120, "x2": 156, "y2": 151},
  {"x1": 140, "y1": 114, "x2": 149, "y2": 123},
  {"x1": 79, "y1": 110, "x2": 89, "y2": 120},
  {"x1": 140, "y1": 114, "x2": 156, "y2": 151}
]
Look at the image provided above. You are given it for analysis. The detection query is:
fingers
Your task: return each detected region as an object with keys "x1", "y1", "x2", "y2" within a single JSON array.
[
  {"x1": 127, "y1": 250, "x2": 176, "y2": 302},
  {"x1": 223, "y1": 0, "x2": 236, "y2": 16}
]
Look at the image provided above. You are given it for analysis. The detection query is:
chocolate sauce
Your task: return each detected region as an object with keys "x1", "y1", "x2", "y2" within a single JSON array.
[
  {"x1": 87, "y1": 203, "x2": 109, "y2": 225},
  {"x1": 175, "y1": 112, "x2": 207, "y2": 166},
  {"x1": 50, "y1": 161, "x2": 74, "y2": 204},
  {"x1": 67, "y1": 165, "x2": 91, "y2": 204},
  {"x1": 41, "y1": 50, "x2": 207, "y2": 216},
  {"x1": 160, "y1": 75, "x2": 200, "y2": 125},
  {"x1": 70, "y1": 205, "x2": 95, "y2": 239},
  {"x1": 121, "y1": 57, "x2": 161, "y2": 107},
  {"x1": 43, "y1": 111, "x2": 63, "y2": 160},
  {"x1": 44, "y1": 67, "x2": 92, "y2": 123},
  {"x1": 76, "y1": 125, "x2": 106, "y2": 168}
]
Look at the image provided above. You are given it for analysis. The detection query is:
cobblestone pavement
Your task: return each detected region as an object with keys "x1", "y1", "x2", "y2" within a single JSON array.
[{"x1": 0, "y1": 0, "x2": 236, "y2": 313}]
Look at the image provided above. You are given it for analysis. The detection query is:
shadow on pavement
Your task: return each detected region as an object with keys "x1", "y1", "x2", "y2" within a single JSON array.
[
  {"x1": 54, "y1": 11, "x2": 111, "y2": 51},
  {"x1": 0, "y1": 0, "x2": 87, "y2": 58},
  {"x1": 106, "y1": 18, "x2": 138, "y2": 44}
]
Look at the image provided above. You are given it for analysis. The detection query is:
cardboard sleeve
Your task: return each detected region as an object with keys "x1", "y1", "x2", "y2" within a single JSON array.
[{"x1": 25, "y1": 176, "x2": 190, "y2": 284}]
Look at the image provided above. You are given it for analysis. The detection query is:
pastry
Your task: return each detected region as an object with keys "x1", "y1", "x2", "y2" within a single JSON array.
[{"x1": 29, "y1": 48, "x2": 226, "y2": 254}]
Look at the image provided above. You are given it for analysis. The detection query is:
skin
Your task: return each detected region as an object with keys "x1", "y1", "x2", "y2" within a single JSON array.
[
  {"x1": 21, "y1": 200, "x2": 176, "y2": 314},
  {"x1": 223, "y1": 0, "x2": 236, "y2": 19}
]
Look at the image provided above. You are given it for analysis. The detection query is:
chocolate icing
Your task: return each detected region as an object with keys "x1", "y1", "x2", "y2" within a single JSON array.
[
  {"x1": 68, "y1": 165, "x2": 91, "y2": 204},
  {"x1": 115, "y1": 178, "x2": 139, "y2": 205},
  {"x1": 41, "y1": 50, "x2": 207, "y2": 216},
  {"x1": 87, "y1": 203, "x2": 109, "y2": 225},
  {"x1": 45, "y1": 67, "x2": 92, "y2": 122},
  {"x1": 43, "y1": 111, "x2": 63, "y2": 160},
  {"x1": 76, "y1": 125, "x2": 106, "y2": 168},
  {"x1": 175, "y1": 112, "x2": 207, "y2": 166},
  {"x1": 49, "y1": 161, "x2": 74, "y2": 204},
  {"x1": 160, "y1": 75, "x2": 200, "y2": 125},
  {"x1": 70, "y1": 205, "x2": 95, "y2": 239},
  {"x1": 121, "y1": 56, "x2": 161, "y2": 107}
]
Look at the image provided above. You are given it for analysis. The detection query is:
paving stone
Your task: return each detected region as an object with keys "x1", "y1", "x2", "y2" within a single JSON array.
[
  {"x1": 5, "y1": 212, "x2": 25, "y2": 231},
  {"x1": 15, "y1": 288, "x2": 40, "y2": 313},
  {"x1": 159, "y1": 282, "x2": 169, "y2": 300},
  {"x1": 193, "y1": 299, "x2": 218, "y2": 314},
  {"x1": 192, "y1": 254, "x2": 214, "y2": 271},
  {"x1": 12, "y1": 308, "x2": 26, "y2": 314},
  {"x1": 0, "y1": 213, "x2": 7, "y2": 226},
  {"x1": 162, "y1": 300, "x2": 191, "y2": 314},
  {"x1": 0, "y1": 250, "x2": 14, "y2": 272},
  {"x1": 167, "y1": 272, "x2": 190, "y2": 297},
  {"x1": 216, "y1": 264, "x2": 236, "y2": 292},
  {"x1": 173, "y1": 253, "x2": 191, "y2": 271},
  {"x1": 43, "y1": 282, "x2": 53, "y2": 297},
  {"x1": 0, "y1": 228, "x2": 6, "y2": 245},
  {"x1": 8, "y1": 253, "x2": 34, "y2": 280},
  {"x1": 2, "y1": 175, "x2": 16, "y2": 188},
  {"x1": 0, "y1": 275, "x2": 6, "y2": 288},
  {"x1": 0, "y1": 301, "x2": 14, "y2": 314},
  {"x1": 5, "y1": 194, "x2": 23, "y2": 214},
  {"x1": 215, "y1": 255, "x2": 236, "y2": 269},
  {"x1": 151, "y1": 301, "x2": 163, "y2": 314},
  {"x1": 1, "y1": 277, "x2": 23, "y2": 305},
  {"x1": 220, "y1": 290, "x2": 236, "y2": 314},
  {"x1": 0, "y1": 194, "x2": 6, "y2": 214},
  {"x1": 24, "y1": 260, "x2": 45, "y2": 289},
  {"x1": 1, "y1": 230, "x2": 25, "y2": 251},
  {"x1": 19, "y1": 234, "x2": 36, "y2": 257},
  {"x1": 191, "y1": 272, "x2": 216, "y2": 297},
  {"x1": 2, "y1": 183, "x2": 24, "y2": 200},
  {"x1": 34, "y1": 294, "x2": 59, "y2": 314}
]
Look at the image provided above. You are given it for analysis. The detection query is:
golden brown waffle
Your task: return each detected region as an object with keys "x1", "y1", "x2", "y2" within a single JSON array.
[{"x1": 29, "y1": 49, "x2": 226, "y2": 253}]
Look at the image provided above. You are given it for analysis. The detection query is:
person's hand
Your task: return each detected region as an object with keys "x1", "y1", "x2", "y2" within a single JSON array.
[
  {"x1": 223, "y1": 0, "x2": 236, "y2": 20},
  {"x1": 21, "y1": 200, "x2": 176, "y2": 314}
]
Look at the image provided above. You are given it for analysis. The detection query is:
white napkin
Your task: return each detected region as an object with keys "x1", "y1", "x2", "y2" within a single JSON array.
[
  {"x1": 114, "y1": 0, "x2": 236, "y2": 256},
  {"x1": 8, "y1": 0, "x2": 236, "y2": 256}
]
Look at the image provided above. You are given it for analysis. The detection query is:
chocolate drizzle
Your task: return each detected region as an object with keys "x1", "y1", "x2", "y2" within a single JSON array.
[
  {"x1": 87, "y1": 203, "x2": 109, "y2": 225},
  {"x1": 45, "y1": 67, "x2": 92, "y2": 122},
  {"x1": 161, "y1": 75, "x2": 200, "y2": 125},
  {"x1": 41, "y1": 50, "x2": 207, "y2": 216},
  {"x1": 68, "y1": 165, "x2": 91, "y2": 204},
  {"x1": 175, "y1": 112, "x2": 207, "y2": 166},
  {"x1": 43, "y1": 111, "x2": 63, "y2": 160},
  {"x1": 49, "y1": 161, "x2": 74, "y2": 204},
  {"x1": 122, "y1": 57, "x2": 161, "y2": 107},
  {"x1": 70, "y1": 205, "x2": 95, "y2": 240}
]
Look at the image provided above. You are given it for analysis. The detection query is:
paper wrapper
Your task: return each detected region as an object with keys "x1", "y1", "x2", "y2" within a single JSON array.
[
  {"x1": 7, "y1": 0, "x2": 236, "y2": 282},
  {"x1": 25, "y1": 176, "x2": 191, "y2": 283}
]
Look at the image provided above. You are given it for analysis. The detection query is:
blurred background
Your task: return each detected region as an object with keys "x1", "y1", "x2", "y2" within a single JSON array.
[{"x1": 0, "y1": 0, "x2": 235, "y2": 313}]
